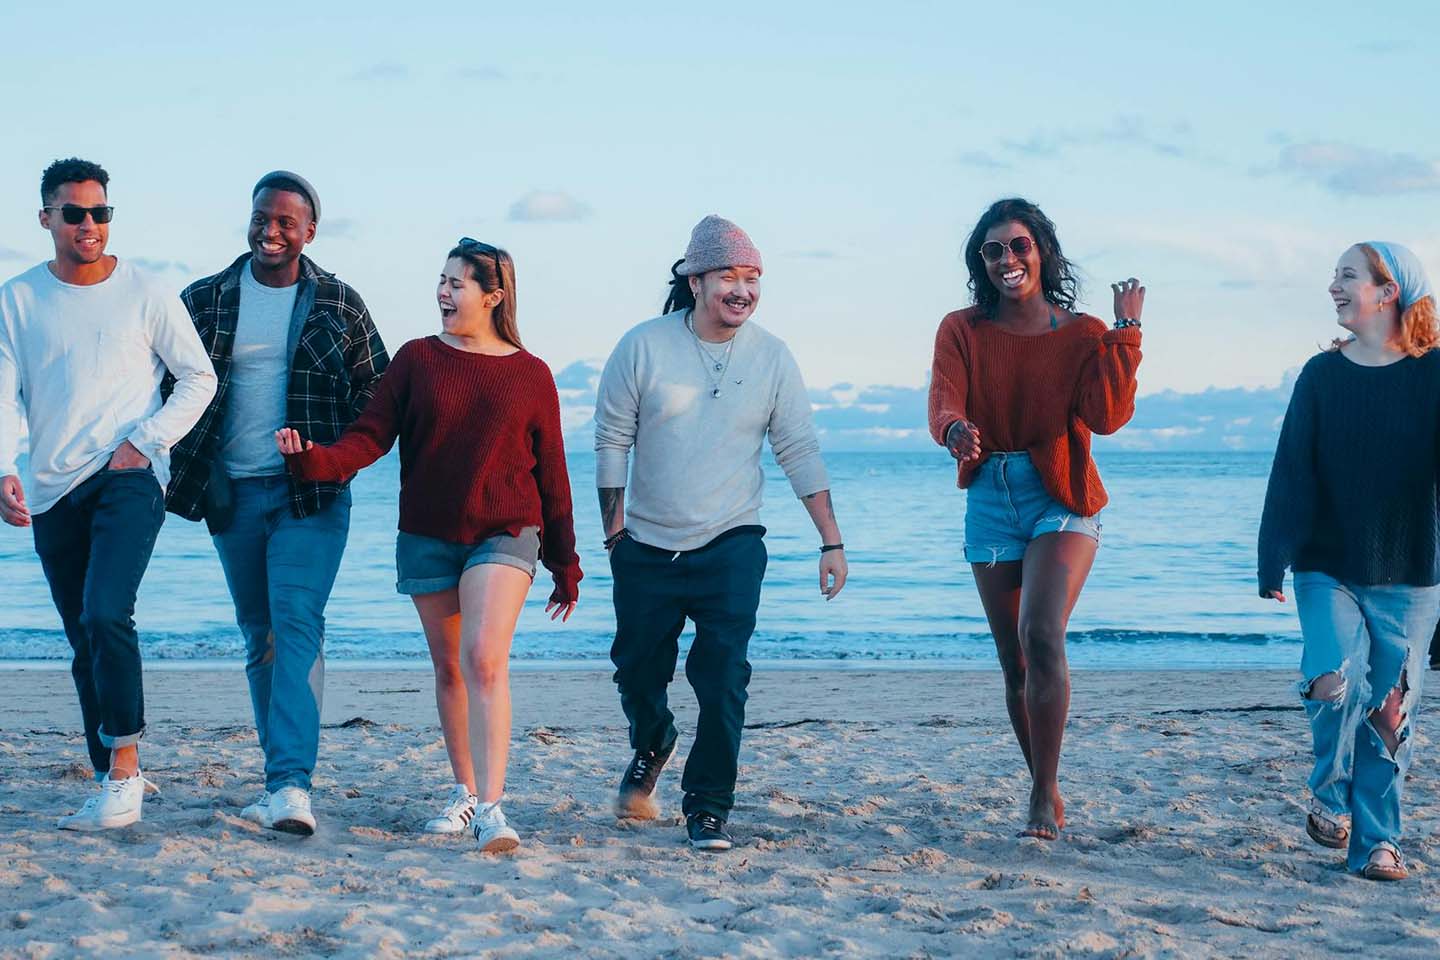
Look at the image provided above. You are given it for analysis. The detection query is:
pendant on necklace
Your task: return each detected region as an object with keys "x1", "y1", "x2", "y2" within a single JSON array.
[
  {"x1": 711, "y1": 387, "x2": 722, "y2": 398},
  {"x1": 714, "y1": 361, "x2": 724, "y2": 371}
]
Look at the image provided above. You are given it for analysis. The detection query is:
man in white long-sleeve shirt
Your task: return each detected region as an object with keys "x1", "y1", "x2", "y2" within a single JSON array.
[
  {"x1": 0, "y1": 158, "x2": 217, "y2": 831},
  {"x1": 594, "y1": 215, "x2": 848, "y2": 851}
]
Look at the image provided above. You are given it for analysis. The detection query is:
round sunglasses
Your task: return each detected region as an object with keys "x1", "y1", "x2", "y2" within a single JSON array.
[{"x1": 979, "y1": 236, "x2": 1033, "y2": 263}]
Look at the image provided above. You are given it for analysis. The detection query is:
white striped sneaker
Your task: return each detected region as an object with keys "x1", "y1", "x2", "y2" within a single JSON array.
[
  {"x1": 423, "y1": 784, "x2": 479, "y2": 835},
  {"x1": 471, "y1": 800, "x2": 520, "y2": 853}
]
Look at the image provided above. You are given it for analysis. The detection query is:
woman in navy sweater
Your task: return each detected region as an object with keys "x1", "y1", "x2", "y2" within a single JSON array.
[{"x1": 1259, "y1": 241, "x2": 1439, "y2": 881}]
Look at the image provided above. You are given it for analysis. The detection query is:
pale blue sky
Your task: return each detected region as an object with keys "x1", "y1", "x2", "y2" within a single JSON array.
[{"x1": 2, "y1": 0, "x2": 1437, "y2": 395}]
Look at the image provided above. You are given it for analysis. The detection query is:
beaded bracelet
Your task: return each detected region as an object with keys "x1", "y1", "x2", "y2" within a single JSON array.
[{"x1": 1114, "y1": 318, "x2": 1142, "y2": 329}]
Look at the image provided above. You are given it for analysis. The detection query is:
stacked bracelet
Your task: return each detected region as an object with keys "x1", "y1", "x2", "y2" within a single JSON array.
[
  {"x1": 1114, "y1": 318, "x2": 1142, "y2": 329},
  {"x1": 820, "y1": 543, "x2": 845, "y2": 553},
  {"x1": 603, "y1": 529, "x2": 628, "y2": 550}
]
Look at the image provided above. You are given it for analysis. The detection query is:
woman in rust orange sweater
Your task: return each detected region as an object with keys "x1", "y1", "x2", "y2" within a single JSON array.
[{"x1": 928, "y1": 198, "x2": 1144, "y2": 840}]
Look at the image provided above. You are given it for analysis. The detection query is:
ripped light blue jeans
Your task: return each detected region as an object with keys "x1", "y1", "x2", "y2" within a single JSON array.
[
  {"x1": 962, "y1": 451, "x2": 1102, "y2": 564},
  {"x1": 1294, "y1": 570, "x2": 1440, "y2": 872}
]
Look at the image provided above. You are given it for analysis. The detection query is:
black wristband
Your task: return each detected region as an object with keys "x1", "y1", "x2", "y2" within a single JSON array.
[
  {"x1": 819, "y1": 543, "x2": 845, "y2": 553},
  {"x1": 603, "y1": 528, "x2": 628, "y2": 550}
]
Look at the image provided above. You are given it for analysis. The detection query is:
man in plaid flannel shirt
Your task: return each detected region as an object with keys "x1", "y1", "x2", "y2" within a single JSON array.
[{"x1": 166, "y1": 171, "x2": 387, "y2": 835}]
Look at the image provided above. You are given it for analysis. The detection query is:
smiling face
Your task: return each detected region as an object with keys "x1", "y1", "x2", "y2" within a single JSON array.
[
  {"x1": 248, "y1": 188, "x2": 315, "y2": 272},
  {"x1": 437, "y1": 256, "x2": 502, "y2": 337},
  {"x1": 982, "y1": 221, "x2": 1044, "y2": 303},
  {"x1": 40, "y1": 179, "x2": 109, "y2": 266},
  {"x1": 691, "y1": 266, "x2": 761, "y2": 330},
  {"x1": 1330, "y1": 244, "x2": 1398, "y2": 332}
]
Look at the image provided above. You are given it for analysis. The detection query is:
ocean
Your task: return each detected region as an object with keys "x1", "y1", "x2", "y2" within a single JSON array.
[{"x1": 0, "y1": 450, "x2": 1302, "y2": 670}]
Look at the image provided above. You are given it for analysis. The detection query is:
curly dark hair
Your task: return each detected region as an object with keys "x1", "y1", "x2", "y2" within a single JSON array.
[
  {"x1": 40, "y1": 157, "x2": 109, "y2": 205},
  {"x1": 963, "y1": 197, "x2": 1080, "y2": 318}
]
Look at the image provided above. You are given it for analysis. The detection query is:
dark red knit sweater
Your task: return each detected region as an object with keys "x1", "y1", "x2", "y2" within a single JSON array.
[
  {"x1": 285, "y1": 336, "x2": 582, "y2": 602},
  {"x1": 928, "y1": 308, "x2": 1142, "y2": 516}
]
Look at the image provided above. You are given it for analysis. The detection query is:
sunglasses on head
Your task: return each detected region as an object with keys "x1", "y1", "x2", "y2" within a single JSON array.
[
  {"x1": 44, "y1": 204, "x2": 114, "y2": 226},
  {"x1": 457, "y1": 237, "x2": 504, "y2": 289},
  {"x1": 979, "y1": 236, "x2": 1034, "y2": 263}
]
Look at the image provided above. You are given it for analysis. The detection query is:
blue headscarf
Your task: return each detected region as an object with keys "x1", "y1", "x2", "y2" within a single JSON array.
[{"x1": 1365, "y1": 241, "x2": 1434, "y2": 311}]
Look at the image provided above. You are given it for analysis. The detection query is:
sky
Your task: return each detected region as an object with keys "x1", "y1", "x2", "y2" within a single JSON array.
[{"x1": 2, "y1": 0, "x2": 1439, "y2": 398}]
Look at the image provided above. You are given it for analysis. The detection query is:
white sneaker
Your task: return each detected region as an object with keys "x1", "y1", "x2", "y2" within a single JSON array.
[
  {"x1": 58, "y1": 772, "x2": 145, "y2": 831},
  {"x1": 241, "y1": 786, "x2": 317, "y2": 836},
  {"x1": 423, "y1": 783, "x2": 479, "y2": 834},
  {"x1": 471, "y1": 800, "x2": 520, "y2": 853}
]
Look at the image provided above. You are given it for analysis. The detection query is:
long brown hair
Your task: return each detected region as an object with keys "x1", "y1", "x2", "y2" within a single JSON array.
[{"x1": 448, "y1": 242, "x2": 522, "y2": 349}]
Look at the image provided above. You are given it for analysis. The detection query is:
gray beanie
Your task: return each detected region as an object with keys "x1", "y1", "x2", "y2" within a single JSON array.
[
  {"x1": 253, "y1": 170, "x2": 321, "y2": 222},
  {"x1": 675, "y1": 215, "x2": 762, "y2": 276}
]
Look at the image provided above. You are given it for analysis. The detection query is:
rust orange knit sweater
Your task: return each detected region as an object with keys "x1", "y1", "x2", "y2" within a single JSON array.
[{"x1": 927, "y1": 308, "x2": 1142, "y2": 516}]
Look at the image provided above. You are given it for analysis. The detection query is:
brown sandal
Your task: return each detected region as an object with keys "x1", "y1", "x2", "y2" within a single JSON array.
[
  {"x1": 1305, "y1": 799, "x2": 1349, "y2": 850},
  {"x1": 1362, "y1": 843, "x2": 1408, "y2": 881}
]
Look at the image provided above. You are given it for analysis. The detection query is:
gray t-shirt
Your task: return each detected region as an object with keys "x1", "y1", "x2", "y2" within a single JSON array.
[{"x1": 221, "y1": 265, "x2": 297, "y2": 477}]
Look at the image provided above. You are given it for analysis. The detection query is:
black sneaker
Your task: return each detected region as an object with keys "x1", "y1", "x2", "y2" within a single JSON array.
[
  {"x1": 686, "y1": 812, "x2": 734, "y2": 851},
  {"x1": 614, "y1": 740, "x2": 675, "y2": 820}
]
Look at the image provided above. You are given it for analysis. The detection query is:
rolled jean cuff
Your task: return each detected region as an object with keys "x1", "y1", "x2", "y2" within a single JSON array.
[{"x1": 97, "y1": 725, "x2": 145, "y2": 749}]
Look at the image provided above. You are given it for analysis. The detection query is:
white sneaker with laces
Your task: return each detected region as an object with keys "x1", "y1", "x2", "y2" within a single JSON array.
[
  {"x1": 58, "y1": 772, "x2": 146, "y2": 831},
  {"x1": 241, "y1": 786, "x2": 317, "y2": 836},
  {"x1": 471, "y1": 800, "x2": 520, "y2": 853},
  {"x1": 423, "y1": 783, "x2": 479, "y2": 835}
]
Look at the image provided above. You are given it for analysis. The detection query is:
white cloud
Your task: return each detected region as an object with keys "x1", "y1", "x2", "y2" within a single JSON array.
[
  {"x1": 1270, "y1": 142, "x2": 1440, "y2": 195},
  {"x1": 507, "y1": 191, "x2": 591, "y2": 223}
]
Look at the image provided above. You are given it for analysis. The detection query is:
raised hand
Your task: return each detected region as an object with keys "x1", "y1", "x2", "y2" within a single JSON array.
[
  {"x1": 945, "y1": 418, "x2": 982, "y2": 463},
  {"x1": 0, "y1": 475, "x2": 29, "y2": 527},
  {"x1": 1111, "y1": 277, "x2": 1146, "y2": 323},
  {"x1": 274, "y1": 428, "x2": 314, "y2": 455}
]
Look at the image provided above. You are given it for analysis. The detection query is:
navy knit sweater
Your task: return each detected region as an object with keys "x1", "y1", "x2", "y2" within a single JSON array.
[{"x1": 1258, "y1": 348, "x2": 1440, "y2": 596}]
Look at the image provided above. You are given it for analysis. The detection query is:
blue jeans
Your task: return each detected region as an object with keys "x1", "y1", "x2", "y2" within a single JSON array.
[
  {"x1": 212, "y1": 476, "x2": 351, "y2": 791},
  {"x1": 963, "y1": 451, "x2": 1101, "y2": 564},
  {"x1": 32, "y1": 468, "x2": 165, "y2": 774},
  {"x1": 1294, "y1": 571, "x2": 1440, "y2": 871}
]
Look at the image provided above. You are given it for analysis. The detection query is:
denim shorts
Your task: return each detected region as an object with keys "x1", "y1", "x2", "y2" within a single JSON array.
[
  {"x1": 963, "y1": 451, "x2": 1102, "y2": 564},
  {"x1": 395, "y1": 527, "x2": 540, "y2": 595}
]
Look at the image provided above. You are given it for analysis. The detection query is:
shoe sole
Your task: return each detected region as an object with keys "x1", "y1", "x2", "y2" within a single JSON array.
[
  {"x1": 615, "y1": 789, "x2": 660, "y2": 821},
  {"x1": 58, "y1": 810, "x2": 141, "y2": 831},
  {"x1": 272, "y1": 816, "x2": 316, "y2": 837},
  {"x1": 689, "y1": 838, "x2": 733, "y2": 851},
  {"x1": 1362, "y1": 865, "x2": 1408, "y2": 881},
  {"x1": 478, "y1": 834, "x2": 520, "y2": 854},
  {"x1": 422, "y1": 822, "x2": 468, "y2": 835}
]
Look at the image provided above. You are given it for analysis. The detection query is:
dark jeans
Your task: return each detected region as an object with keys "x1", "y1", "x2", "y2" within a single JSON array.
[
  {"x1": 609, "y1": 526, "x2": 767, "y2": 819},
  {"x1": 32, "y1": 468, "x2": 165, "y2": 774}
]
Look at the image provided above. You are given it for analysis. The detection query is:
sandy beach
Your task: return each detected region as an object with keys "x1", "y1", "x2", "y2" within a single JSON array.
[{"x1": 2, "y1": 666, "x2": 1438, "y2": 958}]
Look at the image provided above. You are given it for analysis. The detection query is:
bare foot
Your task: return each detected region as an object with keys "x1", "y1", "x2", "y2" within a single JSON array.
[{"x1": 1019, "y1": 785, "x2": 1064, "y2": 840}]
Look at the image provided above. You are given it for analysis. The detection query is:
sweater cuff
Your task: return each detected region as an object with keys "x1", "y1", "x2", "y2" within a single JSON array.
[
  {"x1": 284, "y1": 448, "x2": 337, "y2": 483},
  {"x1": 549, "y1": 566, "x2": 582, "y2": 604},
  {"x1": 1102, "y1": 326, "x2": 1143, "y2": 346}
]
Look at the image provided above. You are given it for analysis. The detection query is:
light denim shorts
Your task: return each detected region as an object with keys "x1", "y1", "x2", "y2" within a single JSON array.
[
  {"x1": 963, "y1": 451, "x2": 1101, "y2": 564},
  {"x1": 395, "y1": 527, "x2": 540, "y2": 595}
]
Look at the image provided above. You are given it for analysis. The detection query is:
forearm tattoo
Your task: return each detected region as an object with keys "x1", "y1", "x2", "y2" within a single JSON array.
[{"x1": 599, "y1": 487, "x2": 624, "y2": 532}]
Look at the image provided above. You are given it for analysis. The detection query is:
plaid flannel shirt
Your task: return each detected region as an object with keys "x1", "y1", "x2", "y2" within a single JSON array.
[{"x1": 164, "y1": 253, "x2": 389, "y2": 520}]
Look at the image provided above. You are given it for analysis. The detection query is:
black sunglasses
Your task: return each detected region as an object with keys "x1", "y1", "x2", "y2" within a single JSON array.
[
  {"x1": 44, "y1": 204, "x2": 114, "y2": 226},
  {"x1": 979, "y1": 236, "x2": 1034, "y2": 263},
  {"x1": 457, "y1": 237, "x2": 504, "y2": 289}
]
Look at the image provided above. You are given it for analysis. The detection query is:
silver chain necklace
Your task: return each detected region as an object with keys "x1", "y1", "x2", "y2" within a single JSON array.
[{"x1": 686, "y1": 312, "x2": 735, "y2": 398}]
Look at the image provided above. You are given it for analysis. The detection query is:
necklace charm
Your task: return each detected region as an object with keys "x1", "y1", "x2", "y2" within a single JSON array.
[
  {"x1": 714, "y1": 361, "x2": 723, "y2": 371},
  {"x1": 711, "y1": 387, "x2": 721, "y2": 398}
]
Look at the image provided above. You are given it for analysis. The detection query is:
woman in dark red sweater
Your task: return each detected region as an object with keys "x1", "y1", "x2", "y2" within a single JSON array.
[
  {"x1": 928, "y1": 198, "x2": 1143, "y2": 840},
  {"x1": 276, "y1": 240, "x2": 581, "y2": 853}
]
